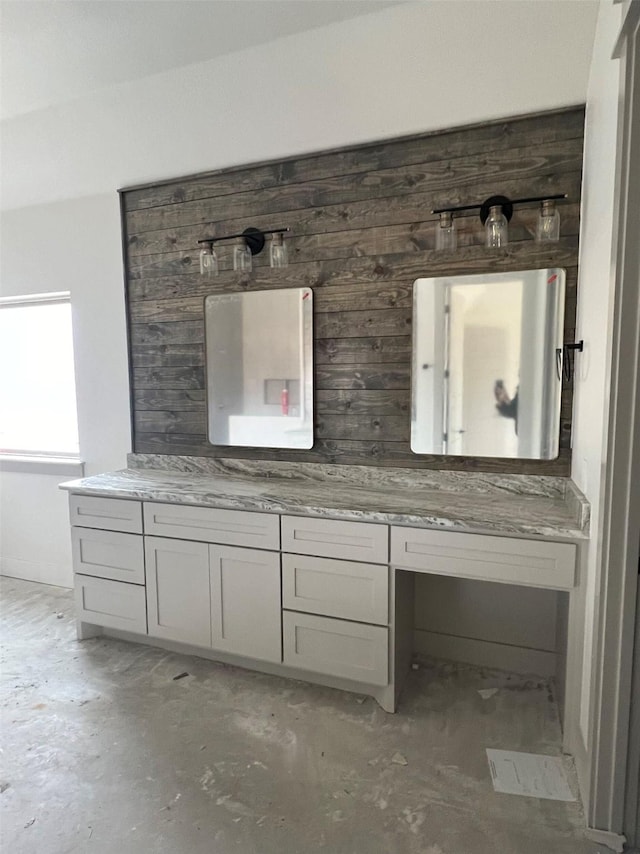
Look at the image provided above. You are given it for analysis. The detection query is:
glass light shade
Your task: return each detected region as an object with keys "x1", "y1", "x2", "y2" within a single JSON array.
[
  {"x1": 199, "y1": 245, "x2": 218, "y2": 277},
  {"x1": 435, "y1": 212, "x2": 457, "y2": 250},
  {"x1": 536, "y1": 200, "x2": 560, "y2": 242},
  {"x1": 485, "y1": 205, "x2": 509, "y2": 247},
  {"x1": 270, "y1": 233, "x2": 288, "y2": 267},
  {"x1": 233, "y1": 238, "x2": 252, "y2": 272}
]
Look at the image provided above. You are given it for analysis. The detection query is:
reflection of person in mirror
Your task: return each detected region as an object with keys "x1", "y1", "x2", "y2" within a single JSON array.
[{"x1": 494, "y1": 379, "x2": 518, "y2": 434}]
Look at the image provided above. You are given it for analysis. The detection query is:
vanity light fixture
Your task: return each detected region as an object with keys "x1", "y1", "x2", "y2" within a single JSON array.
[
  {"x1": 197, "y1": 227, "x2": 290, "y2": 276},
  {"x1": 432, "y1": 193, "x2": 566, "y2": 248}
]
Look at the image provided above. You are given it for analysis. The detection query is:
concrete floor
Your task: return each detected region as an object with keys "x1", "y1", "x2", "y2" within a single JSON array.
[{"x1": 0, "y1": 576, "x2": 603, "y2": 854}]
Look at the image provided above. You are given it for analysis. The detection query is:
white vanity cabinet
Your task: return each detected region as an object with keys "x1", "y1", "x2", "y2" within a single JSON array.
[{"x1": 67, "y1": 487, "x2": 581, "y2": 716}]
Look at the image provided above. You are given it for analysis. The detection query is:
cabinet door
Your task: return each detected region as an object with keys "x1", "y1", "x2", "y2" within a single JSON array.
[
  {"x1": 145, "y1": 536, "x2": 211, "y2": 647},
  {"x1": 209, "y1": 545, "x2": 281, "y2": 663}
]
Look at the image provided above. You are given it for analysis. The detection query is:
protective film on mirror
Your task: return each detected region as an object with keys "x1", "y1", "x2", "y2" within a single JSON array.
[
  {"x1": 205, "y1": 287, "x2": 314, "y2": 449},
  {"x1": 411, "y1": 269, "x2": 565, "y2": 460}
]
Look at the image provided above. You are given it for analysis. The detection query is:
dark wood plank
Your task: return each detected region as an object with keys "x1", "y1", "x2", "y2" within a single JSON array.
[
  {"x1": 314, "y1": 336, "x2": 411, "y2": 365},
  {"x1": 129, "y1": 321, "x2": 204, "y2": 346},
  {"x1": 135, "y1": 410, "x2": 207, "y2": 433},
  {"x1": 124, "y1": 107, "x2": 584, "y2": 212},
  {"x1": 131, "y1": 343, "x2": 204, "y2": 368},
  {"x1": 316, "y1": 364, "x2": 410, "y2": 390},
  {"x1": 130, "y1": 299, "x2": 205, "y2": 323},
  {"x1": 315, "y1": 309, "x2": 411, "y2": 340},
  {"x1": 316, "y1": 389, "x2": 410, "y2": 416},
  {"x1": 315, "y1": 415, "x2": 410, "y2": 442},
  {"x1": 133, "y1": 366, "x2": 205, "y2": 389},
  {"x1": 133, "y1": 389, "x2": 206, "y2": 410},
  {"x1": 126, "y1": 139, "x2": 583, "y2": 237}
]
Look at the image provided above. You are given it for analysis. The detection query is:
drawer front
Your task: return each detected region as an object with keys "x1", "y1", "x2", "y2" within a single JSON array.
[
  {"x1": 70, "y1": 494, "x2": 143, "y2": 533},
  {"x1": 283, "y1": 611, "x2": 388, "y2": 686},
  {"x1": 281, "y1": 516, "x2": 388, "y2": 564},
  {"x1": 282, "y1": 553, "x2": 388, "y2": 625},
  {"x1": 143, "y1": 503, "x2": 279, "y2": 550},
  {"x1": 72, "y1": 527, "x2": 144, "y2": 585},
  {"x1": 391, "y1": 526, "x2": 576, "y2": 590},
  {"x1": 75, "y1": 575, "x2": 147, "y2": 634}
]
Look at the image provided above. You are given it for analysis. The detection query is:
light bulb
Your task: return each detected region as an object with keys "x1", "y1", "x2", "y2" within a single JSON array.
[
  {"x1": 536, "y1": 200, "x2": 560, "y2": 242},
  {"x1": 199, "y1": 243, "x2": 218, "y2": 277},
  {"x1": 435, "y1": 212, "x2": 457, "y2": 251},
  {"x1": 485, "y1": 205, "x2": 509, "y2": 247},
  {"x1": 270, "y1": 233, "x2": 288, "y2": 267},
  {"x1": 233, "y1": 238, "x2": 252, "y2": 272}
]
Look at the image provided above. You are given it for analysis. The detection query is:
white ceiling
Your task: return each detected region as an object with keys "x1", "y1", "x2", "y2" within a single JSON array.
[{"x1": 0, "y1": 0, "x2": 401, "y2": 120}]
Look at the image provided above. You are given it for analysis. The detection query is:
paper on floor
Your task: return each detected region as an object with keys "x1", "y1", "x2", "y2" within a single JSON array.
[
  {"x1": 486, "y1": 749, "x2": 576, "y2": 801},
  {"x1": 478, "y1": 688, "x2": 499, "y2": 699}
]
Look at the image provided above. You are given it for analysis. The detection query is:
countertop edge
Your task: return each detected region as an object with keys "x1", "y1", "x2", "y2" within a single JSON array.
[{"x1": 59, "y1": 477, "x2": 588, "y2": 542}]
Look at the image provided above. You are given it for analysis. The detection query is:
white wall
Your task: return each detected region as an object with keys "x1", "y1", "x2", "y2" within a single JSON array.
[
  {"x1": 0, "y1": 195, "x2": 130, "y2": 587},
  {"x1": 0, "y1": 470, "x2": 77, "y2": 588},
  {"x1": 570, "y1": 0, "x2": 622, "y2": 747},
  {"x1": 0, "y1": 0, "x2": 597, "y2": 605},
  {"x1": 1, "y1": 2, "x2": 597, "y2": 210}
]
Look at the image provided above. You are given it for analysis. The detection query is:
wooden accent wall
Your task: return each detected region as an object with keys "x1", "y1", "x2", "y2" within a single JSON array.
[{"x1": 121, "y1": 107, "x2": 584, "y2": 475}]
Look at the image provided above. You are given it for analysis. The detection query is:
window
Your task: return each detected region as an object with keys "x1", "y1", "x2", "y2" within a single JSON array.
[{"x1": 0, "y1": 292, "x2": 80, "y2": 459}]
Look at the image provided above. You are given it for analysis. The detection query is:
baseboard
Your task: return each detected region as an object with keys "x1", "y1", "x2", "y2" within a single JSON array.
[
  {"x1": 584, "y1": 828, "x2": 626, "y2": 852},
  {"x1": 413, "y1": 629, "x2": 556, "y2": 677},
  {"x1": 563, "y1": 713, "x2": 590, "y2": 815},
  {"x1": 103, "y1": 627, "x2": 397, "y2": 712},
  {"x1": 0, "y1": 557, "x2": 72, "y2": 589}
]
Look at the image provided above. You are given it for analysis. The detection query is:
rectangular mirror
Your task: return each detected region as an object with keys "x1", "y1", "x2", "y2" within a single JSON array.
[
  {"x1": 205, "y1": 288, "x2": 314, "y2": 449},
  {"x1": 411, "y1": 269, "x2": 565, "y2": 460}
]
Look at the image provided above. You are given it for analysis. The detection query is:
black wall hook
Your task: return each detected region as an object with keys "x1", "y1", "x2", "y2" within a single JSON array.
[{"x1": 556, "y1": 341, "x2": 584, "y2": 381}]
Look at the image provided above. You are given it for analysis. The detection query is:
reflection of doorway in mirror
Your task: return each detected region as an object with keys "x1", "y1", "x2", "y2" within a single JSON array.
[{"x1": 447, "y1": 281, "x2": 522, "y2": 458}]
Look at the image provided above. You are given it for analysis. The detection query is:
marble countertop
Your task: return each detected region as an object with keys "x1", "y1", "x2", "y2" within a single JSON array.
[{"x1": 60, "y1": 463, "x2": 589, "y2": 540}]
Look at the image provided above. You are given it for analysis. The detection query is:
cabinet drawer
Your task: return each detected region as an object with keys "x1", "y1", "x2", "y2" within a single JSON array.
[
  {"x1": 71, "y1": 527, "x2": 144, "y2": 585},
  {"x1": 75, "y1": 575, "x2": 147, "y2": 634},
  {"x1": 391, "y1": 526, "x2": 576, "y2": 590},
  {"x1": 143, "y1": 503, "x2": 279, "y2": 550},
  {"x1": 283, "y1": 611, "x2": 388, "y2": 686},
  {"x1": 281, "y1": 516, "x2": 388, "y2": 564},
  {"x1": 282, "y1": 554, "x2": 388, "y2": 625},
  {"x1": 70, "y1": 494, "x2": 142, "y2": 533}
]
